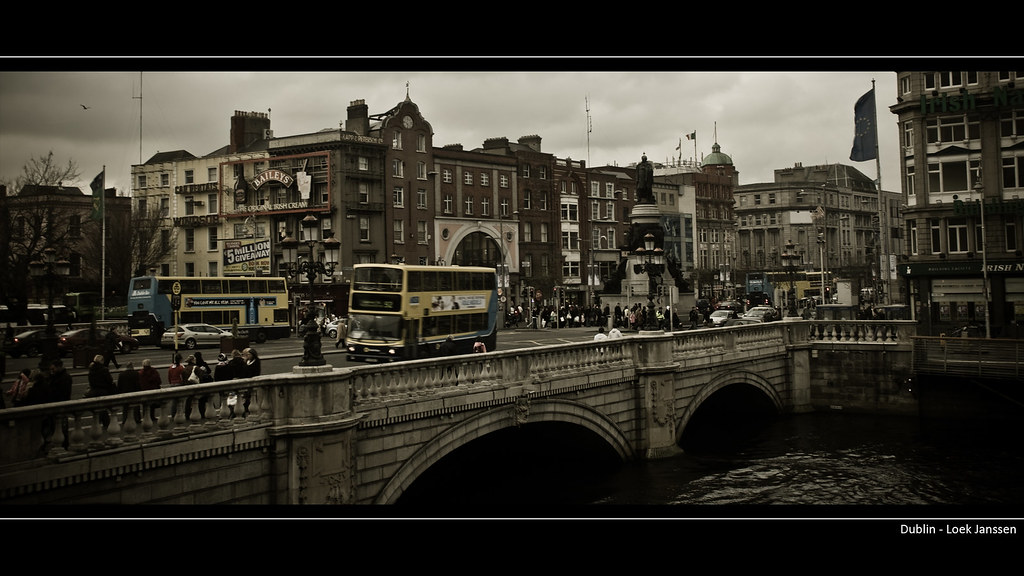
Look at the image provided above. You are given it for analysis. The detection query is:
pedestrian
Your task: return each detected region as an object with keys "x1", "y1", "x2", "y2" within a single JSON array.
[
  {"x1": 167, "y1": 353, "x2": 184, "y2": 417},
  {"x1": 594, "y1": 326, "x2": 608, "y2": 341},
  {"x1": 608, "y1": 327, "x2": 623, "y2": 339},
  {"x1": 48, "y1": 359, "x2": 72, "y2": 447},
  {"x1": 183, "y1": 355, "x2": 198, "y2": 384},
  {"x1": 138, "y1": 358, "x2": 162, "y2": 423},
  {"x1": 22, "y1": 367, "x2": 52, "y2": 406},
  {"x1": 228, "y1": 349, "x2": 245, "y2": 378},
  {"x1": 439, "y1": 335, "x2": 456, "y2": 356},
  {"x1": 117, "y1": 361, "x2": 142, "y2": 425},
  {"x1": 103, "y1": 330, "x2": 120, "y2": 369},
  {"x1": 85, "y1": 354, "x2": 117, "y2": 428},
  {"x1": 214, "y1": 353, "x2": 233, "y2": 381},
  {"x1": 242, "y1": 348, "x2": 261, "y2": 378},
  {"x1": 473, "y1": 341, "x2": 487, "y2": 353},
  {"x1": 334, "y1": 318, "x2": 348, "y2": 349},
  {"x1": 689, "y1": 306, "x2": 699, "y2": 329},
  {"x1": 5, "y1": 368, "x2": 32, "y2": 407},
  {"x1": 193, "y1": 351, "x2": 210, "y2": 376}
]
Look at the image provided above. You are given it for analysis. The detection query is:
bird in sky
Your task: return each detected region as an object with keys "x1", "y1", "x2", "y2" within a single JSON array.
[{"x1": 81, "y1": 104, "x2": 90, "y2": 110}]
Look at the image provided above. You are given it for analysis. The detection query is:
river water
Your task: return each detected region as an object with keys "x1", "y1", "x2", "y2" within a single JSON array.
[{"x1": 400, "y1": 410, "x2": 1024, "y2": 520}]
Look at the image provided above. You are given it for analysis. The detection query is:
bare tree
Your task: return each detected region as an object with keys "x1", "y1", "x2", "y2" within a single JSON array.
[{"x1": 17, "y1": 151, "x2": 80, "y2": 189}]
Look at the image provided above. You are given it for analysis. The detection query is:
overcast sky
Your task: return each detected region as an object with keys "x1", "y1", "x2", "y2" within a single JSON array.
[{"x1": 1, "y1": 62, "x2": 904, "y2": 197}]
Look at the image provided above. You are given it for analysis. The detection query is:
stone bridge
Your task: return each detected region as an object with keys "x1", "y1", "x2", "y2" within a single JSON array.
[{"x1": 0, "y1": 320, "x2": 920, "y2": 505}]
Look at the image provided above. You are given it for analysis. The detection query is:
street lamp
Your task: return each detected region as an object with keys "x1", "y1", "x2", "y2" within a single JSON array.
[
  {"x1": 633, "y1": 233, "x2": 664, "y2": 331},
  {"x1": 281, "y1": 214, "x2": 340, "y2": 366},
  {"x1": 781, "y1": 239, "x2": 799, "y2": 316},
  {"x1": 973, "y1": 173, "x2": 991, "y2": 339},
  {"x1": 29, "y1": 247, "x2": 71, "y2": 369}
]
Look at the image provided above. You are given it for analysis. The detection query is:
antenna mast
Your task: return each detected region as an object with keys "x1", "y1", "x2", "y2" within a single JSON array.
[{"x1": 585, "y1": 96, "x2": 592, "y2": 167}]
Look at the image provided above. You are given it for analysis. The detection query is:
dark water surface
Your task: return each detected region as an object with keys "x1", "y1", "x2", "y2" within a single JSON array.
[{"x1": 400, "y1": 410, "x2": 1024, "y2": 520}]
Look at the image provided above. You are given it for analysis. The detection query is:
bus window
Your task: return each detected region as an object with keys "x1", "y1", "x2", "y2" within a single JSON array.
[
  {"x1": 407, "y1": 271, "x2": 422, "y2": 292},
  {"x1": 228, "y1": 279, "x2": 249, "y2": 294},
  {"x1": 438, "y1": 271, "x2": 453, "y2": 291},
  {"x1": 201, "y1": 279, "x2": 223, "y2": 294},
  {"x1": 132, "y1": 278, "x2": 152, "y2": 291},
  {"x1": 250, "y1": 279, "x2": 268, "y2": 293},
  {"x1": 267, "y1": 279, "x2": 286, "y2": 292},
  {"x1": 422, "y1": 271, "x2": 437, "y2": 291},
  {"x1": 178, "y1": 279, "x2": 200, "y2": 294}
]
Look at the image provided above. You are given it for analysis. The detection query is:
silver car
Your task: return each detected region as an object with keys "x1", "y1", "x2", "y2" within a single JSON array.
[{"x1": 160, "y1": 323, "x2": 231, "y2": 349}]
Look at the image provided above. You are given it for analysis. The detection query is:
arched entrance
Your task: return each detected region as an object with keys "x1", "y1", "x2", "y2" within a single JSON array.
[{"x1": 450, "y1": 230, "x2": 502, "y2": 268}]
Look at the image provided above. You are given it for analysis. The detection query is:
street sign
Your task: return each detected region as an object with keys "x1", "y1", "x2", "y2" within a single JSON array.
[{"x1": 172, "y1": 281, "x2": 182, "y2": 295}]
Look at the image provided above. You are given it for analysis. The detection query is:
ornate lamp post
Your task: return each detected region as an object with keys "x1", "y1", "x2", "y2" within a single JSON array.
[
  {"x1": 781, "y1": 239, "x2": 799, "y2": 317},
  {"x1": 633, "y1": 233, "x2": 664, "y2": 331},
  {"x1": 281, "y1": 214, "x2": 340, "y2": 366},
  {"x1": 29, "y1": 247, "x2": 71, "y2": 369}
]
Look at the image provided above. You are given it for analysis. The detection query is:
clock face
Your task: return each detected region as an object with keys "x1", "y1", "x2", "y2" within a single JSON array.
[{"x1": 402, "y1": 115, "x2": 413, "y2": 129}]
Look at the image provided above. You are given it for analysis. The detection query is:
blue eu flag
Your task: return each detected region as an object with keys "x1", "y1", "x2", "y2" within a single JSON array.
[{"x1": 850, "y1": 89, "x2": 877, "y2": 162}]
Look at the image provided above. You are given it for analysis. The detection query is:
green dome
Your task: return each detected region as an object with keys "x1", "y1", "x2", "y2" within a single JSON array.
[{"x1": 703, "y1": 142, "x2": 733, "y2": 166}]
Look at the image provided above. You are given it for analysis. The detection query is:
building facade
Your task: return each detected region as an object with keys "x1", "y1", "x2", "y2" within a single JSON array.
[{"x1": 894, "y1": 70, "x2": 1024, "y2": 337}]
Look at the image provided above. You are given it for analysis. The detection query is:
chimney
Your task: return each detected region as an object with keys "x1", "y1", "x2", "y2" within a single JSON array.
[
  {"x1": 346, "y1": 99, "x2": 369, "y2": 135},
  {"x1": 230, "y1": 110, "x2": 271, "y2": 153},
  {"x1": 518, "y1": 135, "x2": 542, "y2": 152}
]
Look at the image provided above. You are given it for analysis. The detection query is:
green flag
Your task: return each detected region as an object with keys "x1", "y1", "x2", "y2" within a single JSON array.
[{"x1": 90, "y1": 170, "x2": 104, "y2": 221}]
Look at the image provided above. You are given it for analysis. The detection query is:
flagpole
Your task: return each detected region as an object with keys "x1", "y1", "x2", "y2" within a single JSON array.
[
  {"x1": 101, "y1": 166, "x2": 106, "y2": 321},
  {"x1": 869, "y1": 79, "x2": 888, "y2": 305}
]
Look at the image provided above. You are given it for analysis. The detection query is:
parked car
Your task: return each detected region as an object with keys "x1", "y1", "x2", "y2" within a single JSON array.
[
  {"x1": 6, "y1": 329, "x2": 50, "y2": 358},
  {"x1": 160, "y1": 323, "x2": 231, "y2": 349},
  {"x1": 722, "y1": 317, "x2": 763, "y2": 327},
  {"x1": 57, "y1": 328, "x2": 139, "y2": 356},
  {"x1": 323, "y1": 318, "x2": 346, "y2": 339},
  {"x1": 709, "y1": 309, "x2": 738, "y2": 326},
  {"x1": 743, "y1": 306, "x2": 781, "y2": 323}
]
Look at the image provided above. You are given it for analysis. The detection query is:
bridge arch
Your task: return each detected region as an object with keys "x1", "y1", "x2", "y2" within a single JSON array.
[
  {"x1": 674, "y1": 369, "x2": 783, "y2": 445},
  {"x1": 374, "y1": 398, "x2": 635, "y2": 504}
]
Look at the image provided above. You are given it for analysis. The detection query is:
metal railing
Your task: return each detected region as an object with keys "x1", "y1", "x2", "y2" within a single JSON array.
[{"x1": 912, "y1": 335, "x2": 1024, "y2": 379}]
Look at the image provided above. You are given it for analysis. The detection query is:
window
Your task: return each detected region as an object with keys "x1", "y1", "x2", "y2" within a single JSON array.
[
  {"x1": 208, "y1": 226, "x2": 218, "y2": 250},
  {"x1": 562, "y1": 260, "x2": 579, "y2": 278},
  {"x1": 606, "y1": 228, "x2": 616, "y2": 249},
  {"x1": 417, "y1": 161, "x2": 427, "y2": 180},
  {"x1": 539, "y1": 166, "x2": 547, "y2": 180},
  {"x1": 768, "y1": 193, "x2": 776, "y2": 205},
  {"x1": 417, "y1": 134, "x2": 426, "y2": 152},
  {"x1": 540, "y1": 223, "x2": 549, "y2": 243},
  {"x1": 606, "y1": 183, "x2": 614, "y2": 198},
  {"x1": 480, "y1": 173, "x2": 489, "y2": 186},
  {"x1": 394, "y1": 219, "x2": 404, "y2": 244},
  {"x1": 444, "y1": 194, "x2": 453, "y2": 214},
  {"x1": 208, "y1": 193, "x2": 217, "y2": 213},
  {"x1": 208, "y1": 261, "x2": 218, "y2": 277},
  {"x1": 561, "y1": 202, "x2": 578, "y2": 221},
  {"x1": 392, "y1": 159, "x2": 404, "y2": 178},
  {"x1": 393, "y1": 186, "x2": 404, "y2": 207},
  {"x1": 160, "y1": 198, "x2": 169, "y2": 218},
  {"x1": 359, "y1": 157, "x2": 369, "y2": 171},
  {"x1": 138, "y1": 197, "x2": 148, "y2": 215},
  {"x1": 481, "y1": 196, "x2": 490, "y2": 216},
  {"x1": 592, "y1": 201, "x2": 599, "y2": 220},
  {"x1": 500, "y1": 198, "x2": 509, "y2": 217},
  {"x1": 499, "y1": 174, "x2": 508, "y2": 188},
  {"x1": 1003, "y1": 154, "x2": 1024, "y2": 189},
  {"x1": 185, "y1": 229, "x2": 195, "y2": 252},
  {"x1": 161, "y1": 174, "x2": 169, "y2": 187},
  {"x1": 523, "y1": 222, "x2": 532, "y2": 242},
  {"x1": 359, "y1": 183, "x2": 369, "y2": 203},
  {"x1": 208, "y1": 167, "x2": 217, "y2": 182},
  {"x1": 464, "y1": 196, "x2": 473, "y2": 215},
  {"x1": 909, "y1": 220, "x2": 918, "y2": 255},
  {"x1": 137, "y1": 174, "x2": 146, "y2": 189},
  {"x1": 948, "y1": 219, "x2": 969, "y2": 253},
  {"x1": 464, "y1": 171, "x2": 473, "y2": 185},
  {"x1": 931, "y1": 219, "x2": 942, "y2": 253},
  {"x1": 392, "y1": 131, "x2": 402, "y2": 150},
  {"x1": 590, "y1": 182, "x2": 600, "y2": 197},
  {"x1": 69, "y1": 215, "x2": 81, "y2": 238},
  {"x1": 900, "y1": 74, "x2": 911, "y2": 96},
  {"x1": 417, "y1": 188, "x2": 427, "y2": 209},
  {"x1": 538, "y1": 193, "x2": 548, "y2": 210},
  {"x1": 443, "y1": 169, "x2": 453, "y2": 183},
  {"x1": 1000, "y1": 110, "x2": 1024, "y2": 139},
  {"x1": 522, "y1": 165, "x2": 530, "y2": 178},
  {"x1": 417, "y1": 221, "x2": 428, "y2": 243},
  {"x1": 523, "y1": 191, "x2": 531, "y2": 210},
  {"x1": 185, "y1": 169, "x2": 194, "y2": 184},
  {"x1": 161, "y1": 229, "x2": 170, "y2": 252},
  {"x1": 359, "y1": 217, "x2": 370, "y2": 242},
  {"x1": 754, "y1": 194, "x2": 761, "y2": 205},
  {"x1": 606, "y1": 201, "x2": 614, "y2": 220},
  {"x1": 592, "y1": 229, "x2": 602, "y2": 249},
  {"x1": 185, "y1": 262, "x2": 195, "y2": 277},
  {"x1": 1005, "y1": 218, "x2": 1018, "y2": 252}
]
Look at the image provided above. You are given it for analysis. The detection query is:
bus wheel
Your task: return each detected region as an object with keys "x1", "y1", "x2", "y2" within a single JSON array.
[{"x1": 254, "y1": 330, "x2": 267, "y2": 344}]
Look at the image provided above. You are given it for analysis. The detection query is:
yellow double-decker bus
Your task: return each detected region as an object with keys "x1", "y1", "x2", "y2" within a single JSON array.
[{"x1": 344, "y1": 264, "x2": 498, "y2": 362}]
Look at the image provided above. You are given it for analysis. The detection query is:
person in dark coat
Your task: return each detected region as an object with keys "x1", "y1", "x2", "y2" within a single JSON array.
[
  {"x1": 138, "y1": 358, "x2": 162, "y2": 423},
  {"x1": 85, "y1": 354, "x2": 117, "y2": 428},
  {"x1": 47, "y1": 359, "x2": 72, "y2": 448},
  {"x1": 192, "y1": 352, "x2": 210, "y2": 376},
  {"x1": 214, "y1": 353, "x2": 233, "y2": 382},
  {"x1": 439, "y1": 335, "x2": 456, "y2": 356},
  {"x1": 103, "y1": 330, "x2": 120, "y2": 369},
  {"x1": 117, "y1": 361, "x2": 142, "y2": 425}
]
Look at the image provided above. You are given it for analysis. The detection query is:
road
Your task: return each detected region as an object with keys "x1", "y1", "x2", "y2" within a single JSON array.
[{"x1": 3, "y1": 325, "x2": 612, "y2": 401}]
